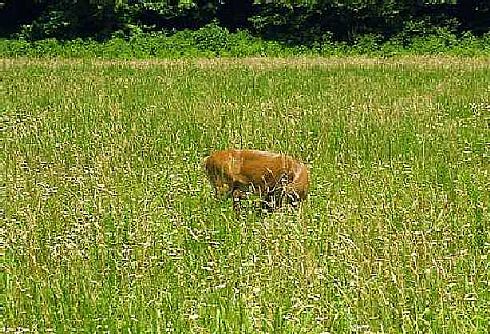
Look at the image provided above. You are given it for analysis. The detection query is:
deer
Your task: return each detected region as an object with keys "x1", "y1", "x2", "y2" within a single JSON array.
[{"x1": 203, "y1": 149, "x2": 309, "y2": 212}]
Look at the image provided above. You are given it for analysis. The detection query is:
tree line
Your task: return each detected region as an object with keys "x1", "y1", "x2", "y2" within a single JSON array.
[{"x1": 0, "y1": 0, "x2": 488, "y2": 45}]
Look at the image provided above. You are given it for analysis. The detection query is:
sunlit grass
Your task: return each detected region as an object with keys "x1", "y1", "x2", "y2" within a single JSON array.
[{"x1": 2, "y1": 57, "x2": 489, "y2": 333}]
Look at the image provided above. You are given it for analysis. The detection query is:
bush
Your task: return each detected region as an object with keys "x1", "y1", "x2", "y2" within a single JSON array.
[
  {"x1": 1, "y1": 27, "x2": 490, "y2": 59},
  {"x1": 408, "y1": 27, "x2": 458, "y2": 54},
  {"x1": 352, "y1": 34, "x2": 383, "y2": 55},
  {"x1": 193, "y1": 22, "x2": 230, "y2": 55},
  {"x1": 0, "y1": 38, "x2": 31, "y2": 57}
]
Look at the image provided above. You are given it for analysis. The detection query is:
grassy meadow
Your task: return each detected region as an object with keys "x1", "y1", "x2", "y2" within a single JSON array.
[{"x1": 2, "y1": 57, "x2": 489, "y2": 333}]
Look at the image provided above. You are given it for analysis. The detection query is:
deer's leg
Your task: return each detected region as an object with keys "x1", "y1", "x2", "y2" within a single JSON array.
[
  {"x1": 285, "y1": 190, "x2": 300, "y2": 208},
  {"x1": 261, "y1": 194, "x2": 274, "y2": 212},
  {"x1": 262, "y1": 189, "x2": 282, "y2": 212},
  {"x1": 232, "y1": 188, "x2": 242, "y2": 213}
]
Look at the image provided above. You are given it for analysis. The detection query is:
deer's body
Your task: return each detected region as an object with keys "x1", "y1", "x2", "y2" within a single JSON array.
[{"x1": 203, "y1": 149, "x2": 309, "y2": 211}]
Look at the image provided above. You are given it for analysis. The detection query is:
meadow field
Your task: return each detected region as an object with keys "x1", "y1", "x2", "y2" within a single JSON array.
[{"x1": 2, "y1": 57, "x2": 489, "y2": 333}]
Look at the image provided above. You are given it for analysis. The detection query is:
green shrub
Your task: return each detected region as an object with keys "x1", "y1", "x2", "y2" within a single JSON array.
[
  {"x1": 352, "y1": 34, "x2": 383, "y2": 55},
  {"x1": 408, "y1": 27, "x2": 458, "y2": 55},
  {"x1": 193, "y1": 22, "x2": 230, "y2": 55},
  {"x1": 1, "y1": 28, "x2": 490, "y2": 59},
  {"x1": 33, "y1": 38, "x2": 63, "y2": 57},
  {"x1": 0, "y1": 38, "x2": 31, "y2": 57}
]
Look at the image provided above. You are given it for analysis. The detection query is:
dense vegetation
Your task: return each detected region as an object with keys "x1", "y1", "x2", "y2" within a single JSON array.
[
  {"x1": 0, "y1": 0, "x2": 489, "y2": 57},
  {"x1": 3, "y1": 57, "x2": 489, "y2": 332},
  {"x1": 1, "y1": 22, "x2": 489, "y2": 58}
]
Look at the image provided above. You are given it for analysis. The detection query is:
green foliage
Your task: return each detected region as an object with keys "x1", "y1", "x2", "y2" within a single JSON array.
[
  {"x1": 193, "y1": 22, "x2": 230, "y2": 54},
  {"x1": 12, "y1": 0, "x2": 124, "y2": 40},
  {"x1": 1, "y1": 26, "x2": 490, "y2": 58},
  {"x1": 352, "y1": 34, "x2": 383, "y2": 55},
  {"x1": 408, "y1": 27, "x2": 464, "y2": 55},
  {"x1": 1, "y1": 1, "x2": 489, "y2": 45}
]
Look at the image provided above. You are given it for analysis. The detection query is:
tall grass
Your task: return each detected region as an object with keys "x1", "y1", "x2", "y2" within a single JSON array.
[{"x1": 2, "y1": 57, "x2": 489, "y2": 333}]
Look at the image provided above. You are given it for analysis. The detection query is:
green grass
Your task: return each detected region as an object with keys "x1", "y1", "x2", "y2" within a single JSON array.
[{"x1": 2, "y1": 57, "x2": 489, "y2": 333}]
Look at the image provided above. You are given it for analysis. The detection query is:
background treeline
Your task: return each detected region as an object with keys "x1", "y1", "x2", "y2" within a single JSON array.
[{"x1": 0, "y1": 0, "x2": 489, "y2": 57}]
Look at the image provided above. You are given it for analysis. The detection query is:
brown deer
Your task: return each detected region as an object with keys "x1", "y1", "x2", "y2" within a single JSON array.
[{"x1": 203, "y1": 149, "x2": 309, "y2": 212}]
